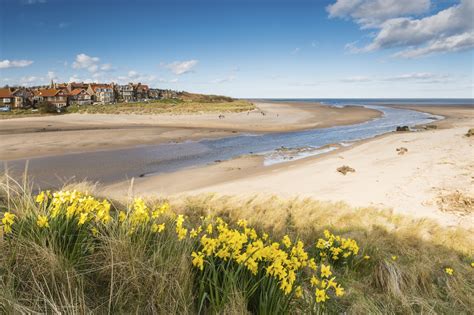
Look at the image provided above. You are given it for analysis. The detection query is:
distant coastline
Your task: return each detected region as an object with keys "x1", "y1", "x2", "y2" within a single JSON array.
[{"x1": 253, "y1": 98, "x2": 474, "y2": 107}]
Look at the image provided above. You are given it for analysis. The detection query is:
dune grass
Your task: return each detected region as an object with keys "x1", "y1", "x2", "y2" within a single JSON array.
[
  {"x1": 0, "y1": 177, "x2": 473, "y2": 314},
  {"x1": 67, "y1": 99, "x2": 255, "y2": 115}
]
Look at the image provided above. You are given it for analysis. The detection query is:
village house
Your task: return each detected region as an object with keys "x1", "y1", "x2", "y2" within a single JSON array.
[
  {"x1": 133, "y1": 83, "x2": 149, "y2": 100},
  {"x1": 0, "y1": 88, "x2": 14, "y2": 107},
  {"x1": 116, "y1": 83, "x2": 135, "y2": 102},
  {"x1": 12, "y1": 88, "x2": 34, "y2": 108},
  {"x1": 87, "y1": 84, "x2": 115, "y2": 104},
  {"x1": 69, "y1": 88, "x2": 92, "y2": 105},
  {"x1": 34, "y1": 88, "x2": 69, "y2": 107},
  {"x1": 159, "y1": 89, "x2": 178, "y2": 99},
  {"x1": 1, "y1": 81, "x2": 180, "y2": 110},
  {"x1": 67, "y1": 82, "x2": 89, "y2": 92},
  {"x1": 148, "y1": 88, "x2": 162, "y2": 99}
]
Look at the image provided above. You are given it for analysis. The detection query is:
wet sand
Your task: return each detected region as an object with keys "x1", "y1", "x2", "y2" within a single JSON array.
[
  {"x1": 0, "y1": 102, "x2": 380, "y2": 160},
  {"x1": 104, "y1": 106, "x2": 474, "y2": 227}
]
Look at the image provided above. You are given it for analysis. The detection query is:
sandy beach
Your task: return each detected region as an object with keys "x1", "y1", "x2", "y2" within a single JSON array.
[
  {"x1": 0, "y1": 102, "x2": 380, "y2": 160},
  {"x1": 104, "y1": 105, "x2": 474, "y2": 228},
  {"x1": 2, "y1": 102, "x2": 473, "y2": 227}
]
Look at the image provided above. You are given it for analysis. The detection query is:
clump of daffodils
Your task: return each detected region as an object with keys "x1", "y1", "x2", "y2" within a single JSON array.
[
  {"x1": 118, "y1": 197, "x2": 170, "y2": 235},
  {"x1": 189, "y1": 218, "x2": 347, "y2": 304},
  {"x1": 35, "y1": 190, "x2": 112, "y2": 228},
  {"x1": 3, "y1": 190, "x2": 353, "y2": 307},
  {"x1": 315, "y1": 229, "x2": 359, "y2": 262}
]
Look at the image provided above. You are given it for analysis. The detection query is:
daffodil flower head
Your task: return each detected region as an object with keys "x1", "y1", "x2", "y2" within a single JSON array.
[
  {"x1": 320, "y1": 263, "x2": 332, "y2": 278},
  {"x1": 36, "y1": 215, "x2": 49, "y2": 228}
]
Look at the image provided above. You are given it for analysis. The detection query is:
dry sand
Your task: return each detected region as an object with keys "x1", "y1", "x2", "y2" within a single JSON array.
[
  {"x1": 0, "y1": 102, "x2": 380, "y2": 160},
  {"x1": 105, "y1": 106, "x2": 474, "y2": 228}
]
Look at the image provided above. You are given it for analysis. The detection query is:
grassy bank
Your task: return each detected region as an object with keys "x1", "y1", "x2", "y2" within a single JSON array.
[
  {"x1": 0, "y1": 109, "x2": 47, "y2": 119},
  {"x1": 0, "y1": 178, "x2": 472, "y2": 314},
  {"x1": 0, "y1": 99, "x2": 255, "y2": 119},
  {"x1": 68, "y1": 99, "x2": 255, "y2": 115}
]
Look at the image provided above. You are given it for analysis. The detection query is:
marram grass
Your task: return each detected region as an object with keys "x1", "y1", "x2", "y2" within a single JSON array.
[{"x1": 0, "y1": 178, "x2": 473, "y2": 314}]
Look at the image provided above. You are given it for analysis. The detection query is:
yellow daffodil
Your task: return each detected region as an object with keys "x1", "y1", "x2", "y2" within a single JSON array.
[
  {"x1": 364, "y1": 255, "x2": 370, "y2": 260},
  {"x1": 78, "y1": 213, "x2": 88, "y2": 226},
  {"x1": 282, "y1": 235, "x2": 292, "y2": 248},
  {"x1": 335, "y1": 285, "x2": 345, "y2": 297},
  {"x1": 315, "y1": 288, "x2": 327, "y2": 303},
  {"x1": 206, "y1": 224, "x2": 213, "y2": 235},
  {"x1": 118, "y1": 211, "x2": 127, "y2": 222},
  {"x1": 35, "y1": 191, "x2": 46, "y2": 204},
  {"x1": 320, "y1": 263, "x2": 332, "y2": 278},
  {"x1": 36, "y1": 215, "x2": 49, "y2": 228},
  {"x1": 237, "y1": 219, "x2": 248, "y2": 228},
  {"x1": 191, "y1": 251, "x2": 205, "y2": 271},
  {"x1": 151, "y1": 223, "x2": 165, "y2": 233},
  {"x1": 295, "y1": 286, "x2": 303, "y2": 298},
  {"x1": 2, "y1": 212, "x2": 15, "y2": 226},
  {"x1": 391, "y1": 255, "x2": 398, "y2": 261},
  {"x1": 190, "y1": 228, "x2": 199, "y2": 238},
  {"x1": 445, "y1": 268, "x2": 454, "y2": 275}
]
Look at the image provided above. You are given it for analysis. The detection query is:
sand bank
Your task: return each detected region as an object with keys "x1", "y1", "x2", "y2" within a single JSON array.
[{"x1": 0, "y1": 102, "x2": 380, "y2": 160}]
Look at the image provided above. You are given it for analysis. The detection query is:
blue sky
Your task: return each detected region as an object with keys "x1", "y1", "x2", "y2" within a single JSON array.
[{"x1": 0, "y1": 0, "x2": 473, "y2": 98}]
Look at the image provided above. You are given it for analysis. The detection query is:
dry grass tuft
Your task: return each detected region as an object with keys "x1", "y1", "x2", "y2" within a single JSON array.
[{"x1": 437, "y1": 191, "x2": 474, "y2": 216}]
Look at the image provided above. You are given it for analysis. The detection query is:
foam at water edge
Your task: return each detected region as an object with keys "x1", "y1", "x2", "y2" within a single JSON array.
[{"x1": 263, "y1": 146, "x2": 339, "y2": 166}]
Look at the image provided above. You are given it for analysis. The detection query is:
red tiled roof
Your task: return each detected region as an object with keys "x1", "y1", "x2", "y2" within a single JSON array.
[
  {"x1": 0, "y1": 88, "x2": 13, "y2": 98},
  {"x1": 90, "y1": 84, "x2": 112, "y2": 91},
  {"x1": 38, "y1": 89, "x2": 60, "y2": 97},
  {"x1": 70, "y1": 88, "x2": 84, "y2": 96}
]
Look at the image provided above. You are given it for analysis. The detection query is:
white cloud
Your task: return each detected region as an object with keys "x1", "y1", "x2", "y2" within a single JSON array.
[
  {"x1": 0, "y1": 59, "x2": 34, "y2": 69},
  {"x1": 327, "y1": 0, "x2": 430, "y2": 28},
  {"x1": 291, "y1": 47, "x2": 301, "y2": 54},
  {"x1": 158, "y1": 78, "x2": 179, "y2": 83},
  {"x1": 165, "y1": 60, "x2": 198, "y2": 75},
  {"x1": 393, "y1": 32, "x2": 474, "y2": 58},
  {"x1": 115, "y1": 70, "x2": 157, "y2": 84},
  {"x1": 342, "y1": 76, "x2": 372, "y2": 82},
  {"x1": 20, "y1": 76, "x2": 41, "y2": 86},
  {"x1": 291, "y1": 81, "x2": 321, "y2": 87},
  {"x1": 68, "y1": 75, "x2": 81, "y2": 83},
  {"x1": 127, "y1": 70, "x2": 139, "y2": 79},
  {"x1": 72, "y1": 53, "x2": 100, "y2": 72},
  {"x1": 342, "y1": 72, "x2": 454, "y2": 84},
  {"x1": 328, "y1": 0, "x2": 474, "y2": 57},
  {"x1": 383, "y1": 72, "x2": 452, "y2": 83},
  {"x1": 47, "y1": 71, "x2": 57, "y2": 80},
  {"x1": 72, "y1": 53, "x2": 115, "y2": 73},
  {"x1": 100, "y1": 63, "x2": 114, "y2": 71},
  {"x1": 211, "y1": 75, "x2": 236, "y2": 84}
]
